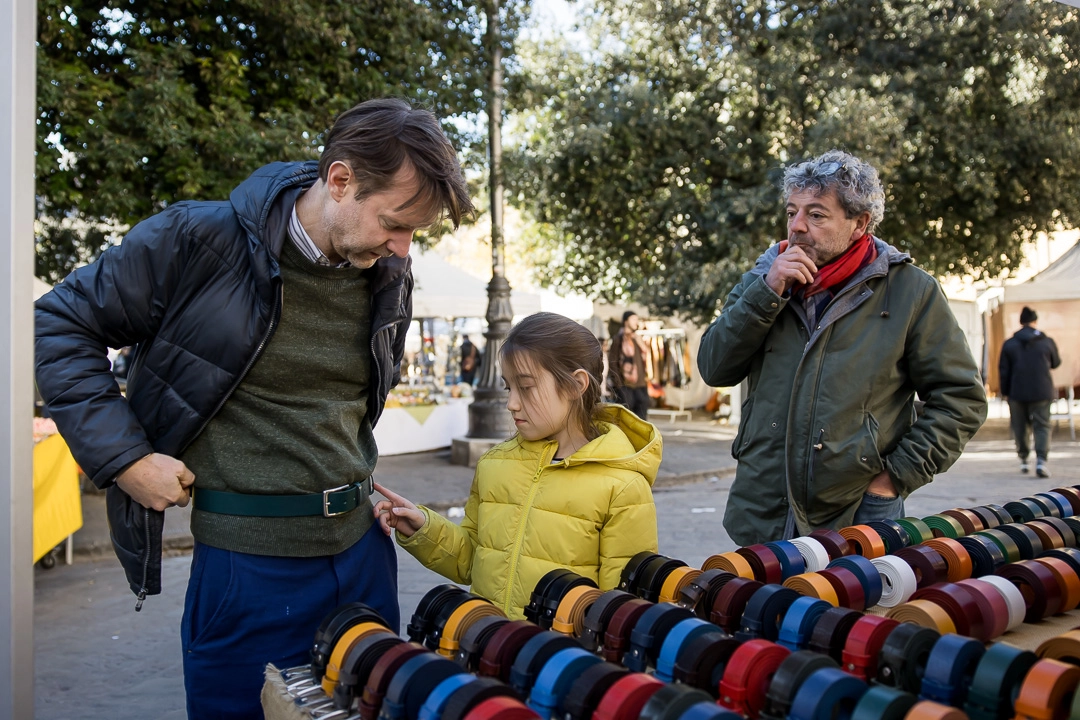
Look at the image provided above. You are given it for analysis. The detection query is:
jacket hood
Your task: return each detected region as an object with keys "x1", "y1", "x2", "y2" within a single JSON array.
[
  {"x1": 1012, "y1": 325, "x2": 1046, "y2": 346},
  {"x1": 568, "y1": 404, "x2": 662, "y2": 484},
  {"x1": 751, "y1": 236, "x2": 910, "y2": 277}
]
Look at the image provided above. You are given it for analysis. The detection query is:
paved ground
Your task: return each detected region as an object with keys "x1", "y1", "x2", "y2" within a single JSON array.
[{"x1": 31, "y1": 415, "x2": 1080, "y2": 718}]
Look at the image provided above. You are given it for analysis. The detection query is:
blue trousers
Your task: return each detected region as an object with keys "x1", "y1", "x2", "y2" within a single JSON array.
[{"x1": 181, "y1": 526, "x2": 399, "y2": 719}]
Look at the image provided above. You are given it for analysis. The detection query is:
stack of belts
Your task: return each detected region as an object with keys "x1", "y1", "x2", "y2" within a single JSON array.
[{"x1": 271, "y1": 486, "x2": 1080, "y2": 720}]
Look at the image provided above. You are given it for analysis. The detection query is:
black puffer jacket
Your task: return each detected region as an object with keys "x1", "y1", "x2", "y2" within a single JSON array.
[
  {"x1": 999, "y1": 326, "x2": 1061, "y2": 403},
  {"x1": 35, "y1": 162, "x2": 412, "y2": 605}
]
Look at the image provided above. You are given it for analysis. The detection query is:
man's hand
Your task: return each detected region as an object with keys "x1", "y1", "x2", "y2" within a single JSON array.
[
  {"x1": 115, "y1": 453, "x2": 196, "y2": 511},
  {"x1": 765, "y1": 240, "x2": 818, "y2": 296},
  {"x1": 866, "y1": 469, "x2": 899, "y2": 498},
  {"x1": 372, "y1": 482, "x2": 427, "y2": 538}
]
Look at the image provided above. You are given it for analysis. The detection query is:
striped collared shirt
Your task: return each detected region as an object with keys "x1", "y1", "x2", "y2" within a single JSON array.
[{"x1": 288, "y1": 204, "x2": 350, "y2": 268}]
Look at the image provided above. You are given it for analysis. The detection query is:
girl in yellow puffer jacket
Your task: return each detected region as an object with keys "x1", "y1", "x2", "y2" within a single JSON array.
[{"x1": 373, "y1": 312, "x2": 661, "y2": 619}]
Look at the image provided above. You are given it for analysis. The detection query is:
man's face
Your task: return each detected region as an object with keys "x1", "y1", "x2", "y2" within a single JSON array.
[
  {"x1": 785, "y1": 189, "x2": 870, "y2": 266},
  {"x1": 323, "y1": 163, "x2": 438, "y2": 269}
]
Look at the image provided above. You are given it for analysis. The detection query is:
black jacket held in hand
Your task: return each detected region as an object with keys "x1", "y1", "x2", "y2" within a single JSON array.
[
  {"x1": 999, "y1": 325, "x2": 1062, "y2": 403},
  {"x1": 35, "y1": 162, "x2": 412, "y2": 607}
]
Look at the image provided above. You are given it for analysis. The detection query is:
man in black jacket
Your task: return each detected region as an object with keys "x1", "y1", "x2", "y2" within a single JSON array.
[
  {"x1": 35, "y1": 98, "x2": 473, "y2": 718},
  {"x1": 999, "y1": 306, "x2": 1062, "y2": 478}
]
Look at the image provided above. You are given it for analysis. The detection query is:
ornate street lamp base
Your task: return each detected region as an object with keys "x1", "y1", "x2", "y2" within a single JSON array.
[{"x1": 467, "y1": 388, "x2": 514, "y2": 439}]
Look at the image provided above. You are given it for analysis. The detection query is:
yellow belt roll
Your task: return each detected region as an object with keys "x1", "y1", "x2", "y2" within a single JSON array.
[
  {"x1": 438, "y1": 599, "x2": 506, "y2": 658},
  {"x1": 551, "y1": 586, "x2": 604, "y2": 637},
  {"x1": 1035, "y1": 629, "x2": 1080, "y2": 662},
  {"x1": 783, "y1": 573, "x2": 839, "y2": 607},
  {"x1": 885, "y1": 599, "x2": 956, "y2": 635},
  {"x1": 702, "y1": 552, "x2": 755, "y2": 579},
  {"x1": 321, "y1": 621, "x2": 388, "y2": 695},
  {"x1": 658, "y1": 567, "x2": 702, "y2": 604}
]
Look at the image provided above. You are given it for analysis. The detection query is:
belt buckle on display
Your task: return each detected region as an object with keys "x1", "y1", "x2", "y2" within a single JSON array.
[{"x1": 322, "y1": 484, "x2": 353, "y2": 517}]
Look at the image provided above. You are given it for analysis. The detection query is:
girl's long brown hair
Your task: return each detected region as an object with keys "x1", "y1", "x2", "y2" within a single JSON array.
[{"x1": 500, "y1": 312, "x2": 605, "y2": 441}]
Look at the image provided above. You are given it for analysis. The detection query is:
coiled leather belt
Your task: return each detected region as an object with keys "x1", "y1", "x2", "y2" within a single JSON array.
[
  {"x1": 320, "y1": 621, "x2": 388, "y2": 696},
  {"x1": 787, "y1": 666, "x2": 868, "y2": 720},
  {"x1": 975, "y1": 574, "x2": 1026, "y2": 633},
  {"x1": 592, "y1": 673, "x2": 665, "y2": 720},
  {"x1": 702, "y1": 551, "x2": 756, "y2": 579},
  {"x1": 1013, "y1": 657, "x2": 1080, "y2": 720},
  {"x1": 658, "y1": 567, "x2": 702, "y2": 604},
  {"x1": 956, "y1": 578, "x2": 1010, "y2": 640},
  {"x1": 871, "y1": 555, "x2": 918, "y2": 608},
  {"x1": 875, "y1": 622, "x2": 940, "y2": 694},
  {"x1": 678, "y1": 702, "x2": 743, "y2": 720},
  {"x1": 956, "y1": 534, "x2": 1006, "y2": 577},
  {"x1": 923, "y1": 538, "x2": 973, "y2": 582},
  {"x1": 437, "y1": 599, "x2": 506, "y2": 658},
  {"x1": 637, "y1": 556, "x2": 689, "y2": 603},
  {"x1": 455, "y1": 615, "x2": 509, "y2": 672},
  {"x1": 783, "y1": 573, "x2": 840, "y2": 606},
  {"x1": 839, "y1": 524, "x2": 887, "y2": 559},
  {"x1": 970, "y1": 506, "x2": 1005, "y2": 531},
  {"x1": 672, "y1": 632, "x2": 739, "y2": 696},
  {"x1": 940, "y1": 508, "x2": 983, "y2": 535},
  {"x1": 777, "y1": 596, "x2": 832, "y2": 652},
  {"x1": 1034, "y1": 491, "x2": 1073, "y2": 519},
  {"x1": 896, "y1": 517, "x2": 934, "y2": 545},
  {"x1": 551, "y1": 586, "x2": 603, "y2": 638},
  {"x1": 911, "y1": 582, "x2": 986, "y2": 640},
  {"x1": 619, "y1": 552, "x2": 662, "y2": 595},
  {"x1": 920, "y1": 633, "x2": 985, "y2": 707},
  {"x1": 975, "y1": 529, "x2": 1022, "y2": 564},
  {"x1": 460, "y1": 695, "x2": 538, "y2": 720},
  {"x1": 923, "y1": 514, "x2": 965, "y2": 539},
  {"x1": 850, "y1": 685, "x2": 917, "y2": 720},
  {"x1": 1031, "y1": 516, "x2": 1077, "y2": 548},
  {"x1": 417, "y1": 673, "x2": 476, "y2": 720},
  {"x1": 906, "y1": 700, "x2": 968, "y2": 719},
  {"x1": 311, "y1": 602, "x2": 389, "y2": 683},
  {"x1": 638, "y1": 683, "x2": 715, "y2": 720},
  {"x1": 841, "y1": 615, "x2": 899, "y2": 681},
  {"x1": 678, "y1": 569, "x2": 736, "y2": 618},
  {"x1": 996, "y1": 559, "x2": 1062, "y2": 622},
  {"x1": 407, "y1": 584, "x2": 470, "y2": 645},
  {"x1": 827, "y1": 555, "x2": 883, "y2": 607},
  {"x1": 789, "y1": 537, "x2": 832, "y2": 573},
  {"x1": 525, "y1": 569, "x2": 581, "y2": 626},
  {"x1": 654, "y1": 617, "x2": 722, "y2": 682},
  {"x1": 535, "y1": 571, "x2": 598, "y2": 630},
  {"x1": 601, "y1": 598, "x2": 652, "y2": 663},
  {"x1": 736, "y1": 544, "x2": 784, "y2": 584},
  {"x1": 508, "y1": 630, "x2": 579, "y2": 696},
  {"x1": 331, "y1": 631, "x2": 405, "y2": 711},
  {"x1": 963, "y1": 641, "x2": 1037, "y2": 720},
  {"x1": 561, "y1": 661, "x2": 629, "y2": 720},
  {"x1": 763, "y1": 649, "x2": 838, "y2": 720},
  {"x1": 764, "y1": 540, "x2": 807, "y2": 579},
  {"x1": 885, "y1": 599, "x2": 956, "y2": 635},
  {"x1": 1033, "y1": 556, "x2": 1080, "y2": 612},
  {"x1": 581, "y1": 590, "x2": 636, "y2": 652},
  {"x1": 527, "y1": 646, "x2": 602, "y2": 719},
  {"x1": 1006, "y1": 498, "x2": 1049, "y2": 523},
  {"x1": 1052, "y1": 486, "x2": 1080, "y2": 513},
  {"x1": 735, "y1": 584, "x2": 800, "y2": 643},
  {"x1": 710, "y1": 577, "x2": 763, "y2": 633},
  {"x1": 380, "y1": 652, "x2": 463, "y2": 720},
  {"x1": 807, "y1": 607, "x2": 862, "y2": 664},
  {"x1": 997, "y1": 523, "x2": 1045, "y2": 560},
  {"x1": 1026, "y1": 520, "x2": 1066, "y2": 553},
  {"x1": 477, "y1": 620, "x2": 542, "y2": 682},
  {"x1": 442, "y1": 677, "x2": 525, "y2": 720},
  {"x1": 864, "y1": 520, "x2": 911, "y2": 554},
  {"x1": 718, "y1": 638, "x2": 790, "y2": 718},
  {"x1": 358, "y1": 642, "x2": 427, "y2": 720},
  {"x1": 624, "y1": 603, "x2": 695, "y2": 673},
  {"x1": 808, "y1": 529, "x2": 853, "y2": 560},
  {"x1": 817, "y1": 567, "x2": 866, "y2": 611}
]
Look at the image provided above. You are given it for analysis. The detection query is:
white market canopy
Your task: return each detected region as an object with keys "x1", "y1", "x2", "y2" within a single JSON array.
[
  {"x1": 410, "y1": 249, "x2": 541, "y2": 319},
  {"x1": 1004, "y1": 240, "x2": 1080, "y2": 303}
]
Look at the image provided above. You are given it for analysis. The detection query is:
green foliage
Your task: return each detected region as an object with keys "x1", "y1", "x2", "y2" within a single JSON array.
[
  {"x1": 36, "y1": 0, "x2": 492, "y2": 281},
  {"x1": 511, "y1": 0, "x2": 1080, "y2": 323}
]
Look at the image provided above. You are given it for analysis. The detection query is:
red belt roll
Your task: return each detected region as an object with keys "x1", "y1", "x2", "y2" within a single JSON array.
[
  {"x1": 463, "y1": 696, "x2": 540, "y2": 720},
  {"x1": 1033, "y1": 557, "x2": 1080, "y2": 613},
  {"x1": 710, "y1": 577, "x2": 764, "y2": 634},
  {"x1": 940, "y1": 508, "x2": 983, "y2": 535},
  {"x1": 839, "y1": 525, "x2": 888, "y2": 559},
  {"x1": 477, "y1": 621, "x2": 543, "y2": 682},
  {"x1": 808, "y1": 529, "x2": 854, "y2": 559},
  {"x1": 1012, "y1": 658, "x2": 1080, "y2": 720},
  {"x1": 736, "y1": 545, "x2": 784, "y2": 584},
  {"x1": 1051, "y1": 486, "x2": 1080, "y2": 515},
  {"x1": 818, "y1": 567, "x2": 866, "y2": 611},
  {"x1": 894, "y1": 546, "x2": 949, "y2": 589},
  {"x1": 910, "y1": 582, "x2": 985, "y2": 641},
  {"x1": 718, "y1": 639, "x2": 791, "y2": 718},
  {"x1": 956, "y1": 579, "x2": 1011, "y2": 640},
  {"x1": 841, "y1": 615, "x2": 900, "y2": 681},
  {"x1": 601, "y1": 599, "x2": 653, "y2": 664},
  {"x1": 923, "y1": 538, "x2": 974, "y2": 582},
  {"x1": 995, "y1": 560, "x2": 1063, "y2": 623},
  {"x1": 592, "y1": 673, "x2": 665, "y2": 720}
]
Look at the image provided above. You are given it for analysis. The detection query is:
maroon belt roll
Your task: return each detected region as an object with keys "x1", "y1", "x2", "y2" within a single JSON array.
[
  {"x1": 895, "y1": 546, "x2": 949, "y2": 589},
  {"x1": 910, "y1": 582, "x2": 985, "y2": 640},
  {"x1": 1051, "y1": 486, "x2": 1080, "y2": 515},
  {"x1": 736, "y1": 545, "x2": 784, "y2": 585},
  {"x1": 1029, "y1": 518, "x2": 1073, "y2": 549},
  {"x1": 808, "y1": 529, "x2": 854, "y2": 560},
  {"x1": 601, "y1": 599, "x2": 653, "y2": 664},
  {"x1": 956, "y1": 579, "x2": 1010, "y2": 640},
  {"x1": 818, "y1": 567, "x2": 866, "y2": 611},
  {"x1": 477, "y1": 620, "x2": 543, "y2": 682},
  {"x1": 710, "y1": 577, "x2": 763, "y2": 634},
  {"x1": 358, "y1": 642, "x2": 427, "y2": 720},
  {"x1": 995, "y1": 560, "x2": 1063, "y2": 623}
]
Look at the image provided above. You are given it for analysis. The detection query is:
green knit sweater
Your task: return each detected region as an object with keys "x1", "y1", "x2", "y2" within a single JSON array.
[{"x1": 184, "y1": 240, "x2": 377, "y2": 556}]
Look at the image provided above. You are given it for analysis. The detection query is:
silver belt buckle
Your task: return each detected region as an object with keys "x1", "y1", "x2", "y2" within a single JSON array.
[{"x1": 322, "y1": 483, "x2": 353, "y2": 517}]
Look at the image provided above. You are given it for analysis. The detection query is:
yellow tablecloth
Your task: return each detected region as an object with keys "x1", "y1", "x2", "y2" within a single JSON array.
[{"x1": 33, "y1": 434, "x2": 83, "y2": 562}]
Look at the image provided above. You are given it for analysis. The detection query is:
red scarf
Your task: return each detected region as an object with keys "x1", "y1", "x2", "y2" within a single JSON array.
[{"x1": 780, "y1": 233, "x2": 877, "y2": 298}]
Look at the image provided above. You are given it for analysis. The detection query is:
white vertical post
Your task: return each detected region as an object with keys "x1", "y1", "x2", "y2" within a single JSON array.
[{"x1": 1, "y1": 0, "x2": 37, "y2": 716}]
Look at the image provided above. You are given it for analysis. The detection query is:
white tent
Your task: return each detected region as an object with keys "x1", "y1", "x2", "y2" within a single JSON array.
[
  {"x1": 1003, "y1": 241, "x2": 1080, "y2": 303},
  {"x1": 410, "y1": 249, "x2": 541, "y2": 319}
]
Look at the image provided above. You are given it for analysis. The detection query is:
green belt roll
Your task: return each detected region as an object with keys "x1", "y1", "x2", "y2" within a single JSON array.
[
  {"x1": 896, "y1": 518, "x2": 934, "y2": 545},
  {"x1": 850, "y1": 685, "x2": 918, "y2": 720},
  {"x1": 974, "y1": 529, "x2": 1022, "y2": 564},
  {"x1": 922, "y1": 514, "x2": 966, "y2": 540},
  {"x1": 962, "y1": 642, "x2": 1038, "y2": 720}
]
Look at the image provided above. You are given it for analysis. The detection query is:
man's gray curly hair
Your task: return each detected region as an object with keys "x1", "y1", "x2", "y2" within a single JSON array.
[{"x1": 782, "y1": 150, "x2": 885, "y2": 233}]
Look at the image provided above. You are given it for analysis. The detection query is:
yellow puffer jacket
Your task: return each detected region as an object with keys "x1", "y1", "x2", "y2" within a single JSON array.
[{"x1": 397, "y1": 404, "x2": 661, "y2": 619}]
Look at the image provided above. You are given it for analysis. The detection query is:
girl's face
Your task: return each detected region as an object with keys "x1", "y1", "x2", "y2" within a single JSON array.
[{"x1": 503, "y1": 354, "x2": 586, "y2": 453}]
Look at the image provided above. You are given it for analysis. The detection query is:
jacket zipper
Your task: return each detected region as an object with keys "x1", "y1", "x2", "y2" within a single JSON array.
[
  {"x1": 135, "y1": 507, "x2": 151, "y2": 611},
  {"x1": 501, "y1": 454, "x2": 548, "y2": 615}
]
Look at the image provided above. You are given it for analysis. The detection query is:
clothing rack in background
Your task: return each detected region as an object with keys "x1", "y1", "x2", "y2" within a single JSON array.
[{"x1": 637, "y1": 327, "x2": 693, "y2": 423}]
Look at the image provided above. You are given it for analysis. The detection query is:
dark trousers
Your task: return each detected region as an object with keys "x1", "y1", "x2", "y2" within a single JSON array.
[
  {"x1": 1008, "y1": 399, "x2": 1052, "y2": 461},
  {"x1": 618, "y1": 386, "x2": 651, "y2": 419},
  {"x1": 182, "y1": 525, "x2": 399, "y2": 719}
]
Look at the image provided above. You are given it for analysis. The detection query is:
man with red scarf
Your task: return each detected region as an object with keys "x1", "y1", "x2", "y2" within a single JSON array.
[{"x1": 697, "y1": 150, "x2": 986, "y2": 545}]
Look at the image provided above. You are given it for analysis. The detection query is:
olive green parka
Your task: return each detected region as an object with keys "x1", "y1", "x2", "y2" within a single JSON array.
[
  {"x1": 698, "y1": 238, "x2": 986, "y2": 545},
  {"x1": 396, "y1": 404, "x2": 660, "y2": 619}
]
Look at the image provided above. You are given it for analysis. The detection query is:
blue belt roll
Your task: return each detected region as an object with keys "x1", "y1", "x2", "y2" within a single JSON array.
[
  {"x1": 527, "y1": 647, "x2": 603, "y2": 719},
  {"x1": 787, "y1": 667, "x2": 869, "y2": 720},
  {"x1": 765, "y1": 541, "x2": 807, "y2": 580},
  {"x1": 777, "y1": 596, "x2": 832, "y2": 652},
  {"x1": 380, "y1": 652, "x2": 465, "y2": 720},
  {"x1": 734, "y1": 584, "x2": 800, "y2": 643},
  {"x1": 418, "y1": 674, "x2": 477, "y2": 720},
  {"x1": 508, "y1": 631, "x2": 579, "y2": 696},
  {"x1": 826, "y1": 555, "x2": 883, "y2": 607},
  {"x1": 1035, "y1": 491, "x2": 1073, "y2": 519},
  {"x1": 919, "y1": 633, "x2": 985, "y2": 706},
  {"x1": 624, "y1": 603, "x2": 694, "y2": 673},
  {"x1": 677, "y1": 702, "x2": 744, "y2": 720},
  {"x1": 654, "y1": 617, "x2": 723, "y2": 683}
]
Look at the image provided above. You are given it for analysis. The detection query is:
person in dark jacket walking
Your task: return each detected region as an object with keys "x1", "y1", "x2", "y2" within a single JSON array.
[
  {"x1": 697, "y1": 150, "x2": 986, "y2": 545},
  {"x1": 999, "y1": 306, "x2": 1062, "y2": 478},
  {"x1": 35, "y1": 98, "x2": 473, "y2": 718}
]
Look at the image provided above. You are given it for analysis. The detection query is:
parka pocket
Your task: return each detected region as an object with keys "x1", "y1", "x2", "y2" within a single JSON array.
[{"x1": 732, "y1": 396, "x2": 755, "y2": 460}]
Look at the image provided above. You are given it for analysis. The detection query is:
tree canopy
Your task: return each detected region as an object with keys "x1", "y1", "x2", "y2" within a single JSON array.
[
  {"x1": 35, "y1": 0, "x2": 495, "y2": 281},
  {"x1": 511, "y1": 0, "x2": 1080, "y2": 323}
]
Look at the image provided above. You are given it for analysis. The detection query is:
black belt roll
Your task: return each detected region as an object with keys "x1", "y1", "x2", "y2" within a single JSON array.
[
  {"x1": 311, "y1": 602, "x2": 388, "y2": 682},
  {"x1": 762, "y1": 649, "x2": 838, "y2": 720},
  {"x1": 997, "y1": 523, "x2": 1045, "y2": 560},
  {"x1": 637, "y1": 556, "x2": 688, "y2": 603},
  {"x1": 455, "y1": 615, "x2": 510, "y2": 672},
  {"x1": 672, "y1": 632, "x2": 740, "y2": 698},
  {"x1": 580, "y1": 590, "x2": 635, "y2": 652},
  {"x1": 956, "y1": 535, "x2": 1006, "y2": 577},
  {"x1": 734, "y1": 584, "x2": 800, "y2": 643},
  {"x1": 624, "y1": 603, "x2": 695, "y2": 673},
  {"x1": 561, "y1": 661, "x2": 630, "y2": 720},
  {"x1": 865, "y1": 520, "x2": 911, "y2": 554},
  {"x1": 807, "y1": 607, "x2": 862, "y2": 664},
  {"x1": 332, "y1": 631, "x2": 405, "y2": 710},
  {"x1": 678, "y1": 569, "x2": 736, "y2": 618},
  {"x1": 406, "y1": 585, "x2": 469, "y2": 644},
  {"x1": 508, "y1": 630, "x2": 579, "y2": 696},
  {"x1": 875, "y1": 622, "x2": 940, "y2": 694}
]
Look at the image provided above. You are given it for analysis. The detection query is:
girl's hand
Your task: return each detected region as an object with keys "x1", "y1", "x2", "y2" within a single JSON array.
[{"x1": 372, "y1": 481, "x2": 426, "y2": 538}]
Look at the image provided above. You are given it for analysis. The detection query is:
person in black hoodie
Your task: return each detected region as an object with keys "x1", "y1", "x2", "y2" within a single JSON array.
[
  {"x1": 35, "y1": 98, "x2": 473, "y2": 718},
  {"x1": 999, "y1": 306, "x2": 1062, "y2": 478}
]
